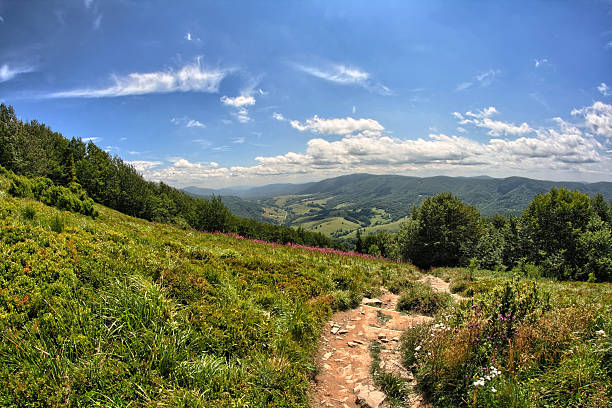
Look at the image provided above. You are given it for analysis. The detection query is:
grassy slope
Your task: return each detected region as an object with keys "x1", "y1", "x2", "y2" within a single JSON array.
[
  {"x1": 405, "y1": 267, "x2": 612, "y2": 407},
  {"x1": 0, "y1": 175, "x2": 417, "y2": 407}
]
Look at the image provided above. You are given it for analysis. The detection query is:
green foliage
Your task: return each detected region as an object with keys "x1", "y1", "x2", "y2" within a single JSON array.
[
  {"x1": 399, "y1": 192, "x2": 482, "y2": 269},
  {"x1": 401, "y1": 270, "x2": 611, "y2": 407},
  {"x1": 521, "y1": 188, "x2": 612, "y2": 281},
  {"x1": 396, "y1": 281, "x2": 452, "y2": 316},
  {"x1": 0, "y1": 105, "x2": 344, "y2": 252},
  {"x1": 0, "y1": 187, "x2": 415, "y2": 406}
]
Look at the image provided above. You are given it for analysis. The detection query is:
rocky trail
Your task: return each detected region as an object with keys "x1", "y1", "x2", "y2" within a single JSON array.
[{"x1": 310, "y1": 275, "x2": 457, "y2": 408}]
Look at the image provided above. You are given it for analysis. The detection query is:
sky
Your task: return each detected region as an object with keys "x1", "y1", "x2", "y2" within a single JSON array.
[{"x1": 1, "y1": 0, "x2": 612, "y2": 188}]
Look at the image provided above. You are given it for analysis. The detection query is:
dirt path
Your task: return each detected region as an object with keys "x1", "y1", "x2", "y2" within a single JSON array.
[{"x1": 310, "y1": 275, "x2": 459, "y2": 408}]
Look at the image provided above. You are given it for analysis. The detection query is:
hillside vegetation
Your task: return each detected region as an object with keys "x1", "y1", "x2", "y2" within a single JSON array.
[
  {"x1": 0, "y1": 171, "x2": 417, "y2": 406},
  {"x1": 186, "y1": 174, "x2": 612, "y2": 241}
]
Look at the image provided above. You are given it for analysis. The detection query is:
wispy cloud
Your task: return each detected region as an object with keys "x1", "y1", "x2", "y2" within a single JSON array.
[
  {"x1": 46, "y1": 58, "x2": 228, "y2": 98},
  {"x1": 272, "y1": 112, "x2": 285, "y2": 121},
  {"x1": 456, "y1": 69, "x2": 501, "y2": 91},
  {"x1": 598, "y1": 82, "x2": 611, "y2": 97},
  {"x1": 185, "y1": 32, "x2": 192, "y2": 41},
  {"x1": 295, "y1": 62, "x2": 392, "y2": 95},
  {"x1": 0, "y1": 64, "x2": 34, "y2": 83},
  {"x1": 453, "y1": 107, "x2": 533, "y2": 137},
  {"x1": 0, "y1": 16, "x2": 4, "y2": 23},
  {"x1": 84, "y1": 0, "x2": 94, "y2": 8},
  {"x1": 93, "y1": 14, "x2": 102, "y2": 30},
  {"x1": 81, "y1": 137, "x2": 100, "y2": 143},
  {"x1": 171, "y1": 117, "x2": 206, "y2": 128},
  {"x1": 534, "y1": 58, "x2": 549, "y2": 68}
]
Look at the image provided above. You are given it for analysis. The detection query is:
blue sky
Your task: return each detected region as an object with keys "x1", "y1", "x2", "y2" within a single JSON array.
[{"x1": 1, "y1": 0, "x2": 612, "y2": 187}]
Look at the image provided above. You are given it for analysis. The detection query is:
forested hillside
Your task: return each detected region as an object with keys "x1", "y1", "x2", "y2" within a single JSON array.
[
  {"x1": 0, "y1": 104, "x2": 341, "y2": 250},
  {"x1": 185, "y1": 173, "x2": 612, "y2": 241}
]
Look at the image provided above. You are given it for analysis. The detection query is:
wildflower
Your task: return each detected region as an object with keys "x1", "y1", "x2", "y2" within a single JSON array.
[
  {"x1": 596, "y1": 329, "x2": 606, "y2": 337},
  {"x1": 415, "y1": 345, "x2": 422, "y2": 351},
  {"x1": 491, "y1": 387, "x2": 497, "y2": 393}
]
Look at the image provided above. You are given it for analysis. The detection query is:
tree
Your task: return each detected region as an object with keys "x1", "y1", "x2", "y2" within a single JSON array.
[
  {"x1": 398, "y1": 193, "x2": 481, "y2": 269},
  {"x1": 520, "y1": 187, "x2": 604, "y2": 280},
  {"x1": 355, "y1": 229, "x2": 363, "y2": 253}
]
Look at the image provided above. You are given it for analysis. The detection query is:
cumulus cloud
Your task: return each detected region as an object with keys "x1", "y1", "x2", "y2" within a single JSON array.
[
  {"x1": 453, "y1": 107, "x2": 532, "y2": 136},
  {"x1": 572, "y1": 101, "x2": 612, "y2": 139},
  {"x1": 134, "y1": 103, "x2": 611, "y2": 187},
  {"x1": 220, "y1": 94, "x2": 256, "y2": 107},
  {"x1": 289, "y1": 115, "x2": 384, "y2": 136},
  {"x1": 272, "y1": 112, "x2": 285, "y2": 121},
  {"x1": 47, "y1": 58, "x2": 227, "y2": 98},
  {"x1": 171, "y1": 117, "x2": 206, "y2": 128},
  {"x1": 295, "y1": 62, "x2": 392, "y2": 95},
  {"x1": 598, "y1": 82, "x2": 611, "y2": 97},
  {"x1": 185, "y1": 32, "x2": 192, "y2": 41},
  {"x1": 128, "y1": 160, "x2": 163, "y2": 173},
  {"x1": 0, "y1": 64, "x2": 34, "y2": 82}
]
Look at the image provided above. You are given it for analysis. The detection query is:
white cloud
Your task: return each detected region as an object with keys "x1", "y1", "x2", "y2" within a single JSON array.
[
  {"x1": 295, "y1": 62, "x2": 392, "y2": 95},
  {"x1": 171, "y1": 117, "x2": 206, "y2": 128},
  {"x1": 606, "y1": 41, "x2": 612, "y2": 50},
  {"x1": 0, "y1": 64, "x2": 34, "y2": 83},
  {"x1": 352, "y1": 105, "x2": 356, "y2": 114},
  {"x1": 0, "y1": 16, "x2": 4, "y2": 23},
  {"x1": 534, "y1": 58, "x2": 549, "y2": 68},
  {"x1": 134, "y1": 103, "x2": 612, "y2": 187},
  {"x1": 47, "y1": 58, "x2": 227, "y2": 98},
  {"x1": 572, "y1": 101, "x2": 612, "y2": 139},
  {"x1": 220, "y1": 94, "x2": 256, "y2": 107},
  {"x1": 456, "y1": 69, "x2": 500, "y2": 91},
  {"x1": 84, "y1": 0, "x2": 93, "y2": 8},
  {"x1": 289, "y1": 115, "x2": 384, "y2": 136},
  {"x1": 232, "y1": 137, "x2": 246, "y2": 144},
  {"x1": 81, "y1": 137, "x2": 100, "y2": 143},
  {"x1": 257, "y1": 88, "x2": 267, "y2": 96},
  {"x1": 234, "y1": 108, "x2": 251, "y2": 123},
  {"x1": 93, "y1": 14, "x2": 102, "y2": 30},
  {"x1": 128, "y1": 160, "x2": 163, "y2": 173},
  {"x1": 272, "y1": 112, "x2": 285, "y2": 121},
  {"x1": 454, "y1": 107, "x2": 532, "y2": 136},
  {"x1": 185, "y1": 32, "x2": 192, "y2": 41},
  {"x1": 598, "y1": 82, "x2": 611, "y2": 97}
]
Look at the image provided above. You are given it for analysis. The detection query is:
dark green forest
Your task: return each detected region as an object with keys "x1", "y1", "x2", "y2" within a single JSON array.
[{"x1": 0, "y1": 104, "x2": 341, "y2": 250}]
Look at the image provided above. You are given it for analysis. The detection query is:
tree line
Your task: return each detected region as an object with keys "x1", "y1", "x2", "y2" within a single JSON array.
[
  {"x1": 0, "y1": 104, "x2": 342, "y2": 249},
  {"x1": 355, "y1": 190, "x2": 612, "y2": 282}
]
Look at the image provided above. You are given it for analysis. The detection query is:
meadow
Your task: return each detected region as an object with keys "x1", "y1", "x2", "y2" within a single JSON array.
[
  {"x1": 397, "y1": 266, "x2": 611, "y2": 407},
  {"x1": 0, "y1": 173, "x2": 417, "y2": 407}
]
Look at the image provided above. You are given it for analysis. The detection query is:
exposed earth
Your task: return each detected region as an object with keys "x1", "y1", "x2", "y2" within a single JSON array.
[{"x1": 310, "y1": 275, "x2": 460, "y2": 408}]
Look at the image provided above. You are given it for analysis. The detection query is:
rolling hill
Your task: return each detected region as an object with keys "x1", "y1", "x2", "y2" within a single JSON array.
[{"x1": 185, "y1": 173, "x2": 612, "y2": 240}]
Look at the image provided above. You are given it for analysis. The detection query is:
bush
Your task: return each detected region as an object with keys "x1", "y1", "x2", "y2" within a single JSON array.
[
  {"x1": 398, "y1": 193, "x2": 481, "y2": 269},
  {"x1": 396, "y1": 282, "x2": 451, "y2": 316},
  {"x1": 21, "y1": 205, "x2": 36, "y2": 220}
]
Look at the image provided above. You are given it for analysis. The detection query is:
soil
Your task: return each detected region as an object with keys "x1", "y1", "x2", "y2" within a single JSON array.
[{"x1": 309, "y1": 274, "x2": 457, "y2": 408}]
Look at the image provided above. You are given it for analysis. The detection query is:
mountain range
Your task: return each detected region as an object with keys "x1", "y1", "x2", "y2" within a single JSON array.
[{"x1": 184, "y1": 173, "x2": 612, "y2": 240}]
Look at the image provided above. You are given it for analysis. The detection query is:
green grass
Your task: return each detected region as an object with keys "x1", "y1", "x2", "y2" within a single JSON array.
[
  {"x1": 0, "y1": 175, "x2": 418, "y2": 407},
  {"x1": 401, "y1": 268, "x2": 612, "y2": 407}
]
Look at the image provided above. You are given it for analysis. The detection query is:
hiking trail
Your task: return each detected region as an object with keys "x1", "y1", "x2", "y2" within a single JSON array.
[{"x1": 310, "y1": 274, "x2": 458, "y2": 408}]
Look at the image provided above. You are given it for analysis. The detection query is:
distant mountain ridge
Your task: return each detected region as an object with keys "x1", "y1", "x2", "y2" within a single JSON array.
[{"x1": 184, "y1": 174, "x2": 612, "y2": 240}]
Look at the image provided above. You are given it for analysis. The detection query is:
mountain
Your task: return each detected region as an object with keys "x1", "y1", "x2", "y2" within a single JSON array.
[{"x1": 185, "y1": 174, "x2": 612, "y2": 240}]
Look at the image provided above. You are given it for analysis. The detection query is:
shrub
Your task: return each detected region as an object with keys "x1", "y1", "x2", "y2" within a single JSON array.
[
  {"x1": 396, "y1": 282, "x2": 451, "y2": 316},
  {"x1": 49, "y1": 214, "x2": 65, "y2": 233},
  {"x1": 21, "y1": 205, "x2": 36, "y2": 220}
]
